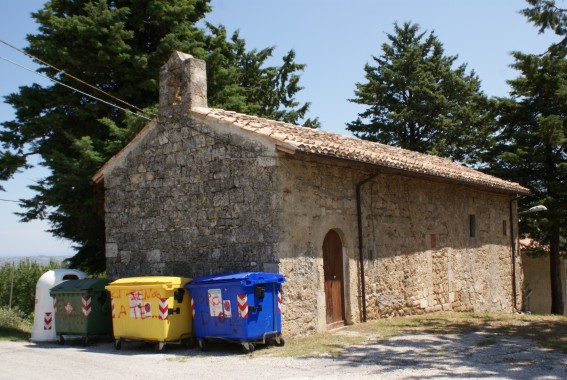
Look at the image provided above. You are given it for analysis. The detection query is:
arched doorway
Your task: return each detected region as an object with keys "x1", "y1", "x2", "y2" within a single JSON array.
[{"x1": 323, "y1": 229, "x2": 345, "y2": 327}]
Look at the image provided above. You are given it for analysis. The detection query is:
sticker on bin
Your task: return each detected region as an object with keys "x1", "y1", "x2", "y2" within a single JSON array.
[
  {"x1": 278, "y1": 290, "x2": 282, "y2": 313},
  {"x1": 237, "y1": 294, "x2": 248, "y2": 318},
  {"x1": 208, "y1": 289, "x2": 223, "y2": 317},
  {"x1": 223, "y1": 300, "x2": 232, "y2": 318},
  {"x1": 143, "y1": 302, "x2": 152, "y2": 319},
  {"x1": 129, "y1": 291, "x2": 142, "y2": 318}
]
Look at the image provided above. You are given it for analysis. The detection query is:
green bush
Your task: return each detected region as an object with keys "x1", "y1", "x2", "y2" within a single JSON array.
[
  {"x1": 0, "y1": 306, "x2": 31, "y2": 330},
  {"x1": 0, "y1": 259, "x2": 64, "y2": 315}
]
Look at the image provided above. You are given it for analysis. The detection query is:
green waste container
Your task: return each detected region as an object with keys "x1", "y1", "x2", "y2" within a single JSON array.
[{"x1": 50, "y1": 278, "x2": 113, "y2": 346}]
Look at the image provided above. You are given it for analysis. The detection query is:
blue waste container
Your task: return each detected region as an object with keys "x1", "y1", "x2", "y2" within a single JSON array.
[{"x1": 185, "y1": 272, "x2": 285, "y2": 352}]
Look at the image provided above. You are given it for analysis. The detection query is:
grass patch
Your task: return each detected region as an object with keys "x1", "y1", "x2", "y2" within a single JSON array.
[
  {"x1": 259, "y1": 312, "x2": 567, "y2": 357},
  {"x1": 0, "y1": 307, "x2": 31, "y2": 341},
  {"x1": 0, "y1": 326, "x2": 31, "y2": 341},
  {"x1": 259, "y1": 330, "x2": 367, "y2": 357}
]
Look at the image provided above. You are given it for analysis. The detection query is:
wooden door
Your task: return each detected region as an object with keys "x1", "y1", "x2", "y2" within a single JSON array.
[{"x1": 323, "y1": 230, "x2": 345, "y2": 327}]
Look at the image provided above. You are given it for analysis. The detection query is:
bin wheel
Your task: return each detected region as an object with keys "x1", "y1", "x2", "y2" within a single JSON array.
[
  {"x1": 183, "y1": 338, "x2": 194, "y2": 348},
  {"x1": 242, "y1": 342, "x2": 254, "y2": 353},
  {"x1": 114, "y1": 340, "x2": 122, "y2": 350},
  {"x1": 275, "y1": 337, "x2": 285, "y2": 347},
  {"x1": 156, "y1": 342, "x2": 166, "y2": 352},
  {"x1": 57, "y1": 335, "x2": 65, "y2": 345},
  {"x1": 198, "y1": 339, "x2": 207, "y2": 352},
  {"x1": 81, "y1": 336, "x2": 89, "y2": 347}
]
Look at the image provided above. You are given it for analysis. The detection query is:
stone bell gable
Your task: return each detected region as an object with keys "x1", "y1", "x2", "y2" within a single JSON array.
[{"x1": 93, "y1": 51, "x2": 530, "y2": 336}]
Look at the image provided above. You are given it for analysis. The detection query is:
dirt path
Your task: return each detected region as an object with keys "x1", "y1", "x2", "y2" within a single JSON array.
[{"x1": 1, "y1": 332, "x2": 566, "y2": 379}]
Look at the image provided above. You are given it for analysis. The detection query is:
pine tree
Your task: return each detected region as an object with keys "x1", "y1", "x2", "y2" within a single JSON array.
[
  {"x1": 486, "y1": 0, "x2": 567, "y2": 314},
  {"x1": 522, "y1": 0, "x2": 567, "y2": 53},
  {"x1": 347, "y1": 22, "x2": 491, "y2": 163},
  {"x1": 0, "y1": 0, "x2": 317, "y2": 273}
]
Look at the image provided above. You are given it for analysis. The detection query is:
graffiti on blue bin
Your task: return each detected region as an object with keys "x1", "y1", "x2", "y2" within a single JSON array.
[
  {"x1": 196, "y1": 309, "x2": 246, "y2": 328},
  {"x1": 193, "y1": 292, "x2": 246, "y2": 328}
]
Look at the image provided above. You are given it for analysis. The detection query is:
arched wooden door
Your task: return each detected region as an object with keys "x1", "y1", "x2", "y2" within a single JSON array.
[{"x1": 323, "y1": 230, "x2": 345, "y2": 327}]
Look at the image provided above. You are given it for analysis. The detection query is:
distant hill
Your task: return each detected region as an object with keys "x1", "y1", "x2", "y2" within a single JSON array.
[{"x1": 0, "y1": 255, "x2": 70, "y2": 266}]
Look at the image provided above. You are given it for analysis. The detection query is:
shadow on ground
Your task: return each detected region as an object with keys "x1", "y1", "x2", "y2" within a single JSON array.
[{"x1": 293, "y1": 317, "x2": 567, "y2": 379}]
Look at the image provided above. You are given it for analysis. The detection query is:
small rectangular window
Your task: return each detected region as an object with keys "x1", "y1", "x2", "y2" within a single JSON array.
[
  {"x1": 469, "y1": 215, "x2": 476, "y2": 238},
  {"x1": 430, "y1": 234, "x2": 437, "y2": 249},
  {"x1": 502, "y1": 220, "x2": 507, "y2": 236}
]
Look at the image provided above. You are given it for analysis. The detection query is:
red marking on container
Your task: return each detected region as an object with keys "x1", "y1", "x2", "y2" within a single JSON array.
[
  {"x1": 44, "y1": 312, "x2": 53, "y2": 330},
  {"x1": 158, "y1": 298, "x2": 168, "y2": 320},
  {"x1": 237, "y1": 294, "x2": 248, "y2": 318},
  {"x1": 82, "y1": 296, "x2": 92, "y2": 317}
]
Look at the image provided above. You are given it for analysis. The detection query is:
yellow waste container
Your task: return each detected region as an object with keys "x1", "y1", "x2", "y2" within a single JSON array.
[{"x1": 105, "y1": 276, "x2": 192, "y2": 351}]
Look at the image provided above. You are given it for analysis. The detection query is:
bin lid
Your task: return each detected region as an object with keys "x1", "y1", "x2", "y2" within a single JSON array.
[
  {"x1": 186, "y1": 272, "x2": 285, "y2": 288},
  {"x1": 106, "y1": 276, "x2": 190, "y2": 287},
  {"x1": 50, "y1": 278, "x2": 111, "y2": 293}
]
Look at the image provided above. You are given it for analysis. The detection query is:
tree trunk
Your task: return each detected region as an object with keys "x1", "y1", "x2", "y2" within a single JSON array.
[{"x1": 549, "y1": 225, "x2": 564, "y2": 314}]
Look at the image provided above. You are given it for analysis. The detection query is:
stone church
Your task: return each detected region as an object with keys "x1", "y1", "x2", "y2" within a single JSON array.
[{"x1": 93, "y1": 52, "x2": 530, "y2": 335}]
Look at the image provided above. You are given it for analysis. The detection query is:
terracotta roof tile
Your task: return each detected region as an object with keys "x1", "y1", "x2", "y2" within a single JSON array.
[{"x1": 191, "y1": 107, "x2": 529, "y2": 194}]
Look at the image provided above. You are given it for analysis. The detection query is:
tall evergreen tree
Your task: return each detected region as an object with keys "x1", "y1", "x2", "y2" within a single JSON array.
[
  {"x1": 0, "y1": 0, "x2": 318, "y2": 273},
  {"x1": 347, "y1": 22, "x2": 491, "y2": 163},
  {"x1": 489, "y1": 52, "x2": 567, "y2": 314},
  {"x1": 486, "y1": 0, "x2": 567, "y2": 314},
  {"x1": 522, "y1": 0, "x2": 567, "y2": 53}
]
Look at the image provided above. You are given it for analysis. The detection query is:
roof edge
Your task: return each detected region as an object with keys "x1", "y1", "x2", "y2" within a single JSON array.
[
  {"x1": 92, "y1": 119, "x2": 157, "y2": 183},
  {"x1": 288, "y1": 149, "x2": 531, "y2": 196}
]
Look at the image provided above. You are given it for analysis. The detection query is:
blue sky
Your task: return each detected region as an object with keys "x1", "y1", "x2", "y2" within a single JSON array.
[{"x1": 0, "y1": 0, "x2": 559, "y2": 258}]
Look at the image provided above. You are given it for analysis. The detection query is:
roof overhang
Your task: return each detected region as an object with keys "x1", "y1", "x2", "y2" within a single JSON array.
[{"x1": 276, "y1": 145, "x2": 531, "y2": 196}]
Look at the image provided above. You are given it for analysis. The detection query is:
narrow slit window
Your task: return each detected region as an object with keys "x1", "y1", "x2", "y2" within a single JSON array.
[
  {"x1": 502, "y1": 220, "x2": 507, "y2": 236},
  {"x1": 469, "y1": 215, "x2": 476, "y2": 238},
  {"x1": 430, "y1": 234, "x2": 437, "y2": 249}
]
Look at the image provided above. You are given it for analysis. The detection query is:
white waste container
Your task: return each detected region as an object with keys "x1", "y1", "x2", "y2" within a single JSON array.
[{"x1": 30, "y1": 269, "x2": 87, "y2": 342}]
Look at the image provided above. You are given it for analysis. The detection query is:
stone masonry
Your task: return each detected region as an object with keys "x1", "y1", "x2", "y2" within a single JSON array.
[
  {"x1": 104, "y1": 110, "x2": 282, "y2": 279},
  {"x1": 277, "y1": 156, "x2": 518, "y2": 334}
]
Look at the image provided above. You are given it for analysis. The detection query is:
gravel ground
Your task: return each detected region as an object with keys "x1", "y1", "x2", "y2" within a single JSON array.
[{"x1": 1, "y1": 332, "x2": 566, "y2": 379}]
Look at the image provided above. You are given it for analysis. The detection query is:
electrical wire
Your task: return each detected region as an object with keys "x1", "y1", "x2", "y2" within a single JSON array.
[
  {"x1": 0, "y1": 54, "x2": 152, "y2": 121},
  {"x1": 0, "y1": 198, "x2": 19, "y2": 203},
  {"x1": 0, "y1": 38, "x2": 156, "y2": 119}
]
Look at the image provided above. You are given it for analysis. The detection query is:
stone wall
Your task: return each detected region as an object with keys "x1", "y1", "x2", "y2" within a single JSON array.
[
  {"x1": 277, "y1": 158, "x2": 360, "y2": 335},
  {"x1": 104, "y1": 115, "x2": 282, "y2": 279},
  {"x1": 277, "y1": 155, "x2": 518, "y2": 335},
  {"x1": 362, "y1": 174, "x2": 516, "y2": 318}
]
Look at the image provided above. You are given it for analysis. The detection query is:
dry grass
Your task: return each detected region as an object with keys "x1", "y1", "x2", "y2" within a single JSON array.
[{"x1": 258, "y1": 312, "x2": 567, "y2": 357}]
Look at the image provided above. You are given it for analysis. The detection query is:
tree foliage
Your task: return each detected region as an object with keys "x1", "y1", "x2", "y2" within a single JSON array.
[
  {"x1": 487, "y1": 43, "x2": 567, "y2": 313},
  {"x1": 522, "y1": 0, "x2": 567, "y2": 53},
  {"x1": 347, "y1": 22, "x2": 491, "y2": 163},
  {"x1": 0, "y1": 0, "x2": 318, "y2": 274},
  {"x1": 0, "y1": 259, "x2": 63, "y2": 315}
]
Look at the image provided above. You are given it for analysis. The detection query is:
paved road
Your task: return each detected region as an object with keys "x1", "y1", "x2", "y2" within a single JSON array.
[{"x1": 1, "y1": 332, "x2": 566, "y2": 379}]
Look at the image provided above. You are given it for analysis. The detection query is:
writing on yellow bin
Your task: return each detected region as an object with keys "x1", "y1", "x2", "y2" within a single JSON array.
[{"x1": 106, "y1": 277, "x2": 192, "y2": 343}]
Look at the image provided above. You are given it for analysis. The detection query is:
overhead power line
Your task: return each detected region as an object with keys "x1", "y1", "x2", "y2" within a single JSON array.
[
  {"x1": 0, "y1": 54, "x2": 152, "y2": 121},
  {"x1": 0, "y1": 38, "x2": 156, "y2": 120},
  {"x1": 0, "y1": 198, "x2": 19, "y2": 203}
]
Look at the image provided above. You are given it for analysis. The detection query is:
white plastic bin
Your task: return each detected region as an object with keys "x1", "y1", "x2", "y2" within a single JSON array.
[{"x1": 30, "y1": 269, "x2": 87, "y2": 342}]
